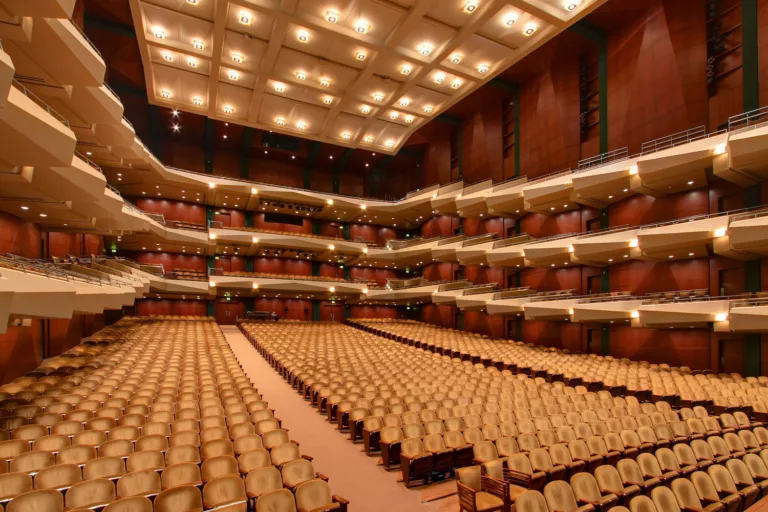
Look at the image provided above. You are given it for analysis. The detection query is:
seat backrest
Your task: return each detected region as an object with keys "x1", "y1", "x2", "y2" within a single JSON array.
[
  {"x1": 155, "y1": 485, "x2": 203, "y2": 512},
  {"x1": 670, "y1": 478, "x2": 704, "y2": 511},
  {"x1": 202, "y1": 475, "x2": 246, "y2": 509},
  {"x1": 34, "y1": 464, "x2": 82, "y2": 490},
  {"x1": 651, "y1": 485, "x2": 681, "y2": 512},
  {"x1": 543, "y1": 480, "x2": 579, "y2": 512},
  {"x1": 516, "y1": 490, "x2": 548, "y2": 512},
  {"x1": 65, "y1": 479, "x2": 116, "y2": 509},
  {"x1": 570, "y1": 472, "x2": 602, "y2": 503},
  {"x1": 0, "y1": 472, "x2": 32, "y2": 501},
  {"x1": 725, "y1": 458, "x2": 756, "y2": 487},
  {"x1": 690, "y1": 471, "x2": 721, "y2": 503},
  {"x1": 7, "y1": 489, "x2": 63, "y2": 512},
  {"x1": 594, "y1": 465, "x2": 624, "y2": 494},
  {"x1": 617, "y1": 459, "x2": 644, "y2": 486},
  {"x1": 629, "y1": 495, "x2": 658, "y2": 512},
  {"x1": 244, "y1": 466, "x2": 282, "y2": 498},
  {"x1": 295, "y1": 479, "x2": 332, "y2": 511},
  {"x1": 254, "y1": 488, "x2": 297, "y2": 512},
  {"x1": 708, "y1": 464, "x2": 739, "y2": 494}
]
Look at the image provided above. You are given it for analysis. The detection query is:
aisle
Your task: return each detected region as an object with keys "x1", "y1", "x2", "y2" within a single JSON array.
[{"x1": 221, "y1": 326, "x2": 457, "y2": 512}]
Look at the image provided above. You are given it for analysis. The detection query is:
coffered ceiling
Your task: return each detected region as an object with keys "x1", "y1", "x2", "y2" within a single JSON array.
[{"x1": 129, "y1": 0, "x2": 606, "y2": 154}]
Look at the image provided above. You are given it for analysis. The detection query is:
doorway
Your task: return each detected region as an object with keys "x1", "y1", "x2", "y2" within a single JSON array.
[
  {"x1": 214, "y1": 212, "x2": 232, "y2": 228},
  {"x1": 215, "y1": 301, "x2": 241, "y2": 325}
]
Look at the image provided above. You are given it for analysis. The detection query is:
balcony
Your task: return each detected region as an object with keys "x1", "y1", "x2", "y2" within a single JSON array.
[
  {"x1": 571, "y1": 293, "x2": 644, "y2": 323},
  {"x1": 522, "y1": 170, "x2": 577, "y2": 215},
  {"x1": 363, "y1": 235, "x2": 450, "y2": 266},
  {"x1": 571, "y1": 149, "x2": 638, "y2": 208},
  {"x1": 0, "y1": 0, "x2": 75, "y2": 19},
  {"x1": 636, "y1": 127, "x2": 728, "y2": 195},
  {"x1": 636, "y1": 212, "x2": 731, "y2": 261},
  {"x1": 210, "y1": 271, "x2": 366, "y2": 298},
  {"x1": 729, "y1": 297, "x2": 768, "y2": 332},
  {"x1": 636, "y1": 290, "x2": 730, "y2": 328},
  {"x1": 0, "y1": 80, "x2": 76, "y2": 168},
  {"x1": 433, "y1": 234, "x2": 496, "y2": 263},
  {"x1": 485, "y1": 176, "x2": 528, "y2": 217},
  {"x1": 718, "y1": 209, "x2": 768, "y2": 258},
  {"x1": 455, "y1": 180, "x2": 493, "y2": 218},
  {"x1": 455, "y1": 236, "x2": 498, "y2": 266},
  {"x1": 485, "y1": 234, "x2": 535, "y2": 268},
  {"x1": 209, "y1": 225, "x2": 367, "y2": 258},
  {"x1": 572, "y1": 226, "x2": 641, "y2": 266},
  {"x1": 716, "y1": 108, "x2": 768, "y2": 185},
  {"x1": 484, "y1": 288, "x2": 552, "y2": 315},
  {"x1": 522, "y1": 233, "x2": 579, "y2": 268},
  {"x1": 0, "y1": 42, "x2": 14, "y2": 109},
  {"x1": 431, "y1": 180, "x2": 464, "y2": 215},
  {"x1": 456, "y1": 284, "x2": 499, "y2": 311},
  {"x1": 523, "y1": 293, "x2": 583, "y2": 321},
  {"x1": 431, "y1": 281, "x2": 474, "y2": 305}
]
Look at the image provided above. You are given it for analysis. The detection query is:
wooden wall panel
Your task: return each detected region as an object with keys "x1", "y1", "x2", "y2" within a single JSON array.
[
  {"x1": 422, "y1": 304, "x2": 455, "y2": 329},
  {"x1": 0, "y1": 212, "x2": 41, "y2": 258},
  {"x1": 421, "y1": 263, "x2": 456, "y2": 282},
  {"x1": 253, "y1": 214, "x2": 312, "y2": 235},
  {"x1": 136, "y1": 300, "x2": 209, "y2": 317},
  {"x1": 609, "y1": 259, "x2": 710, "y2": 295},
  {"x1": 349, "y1": 267, "x2": 398, "y2": 287},
  {"x1": 608, "y1": 324, "x2": 711, "y2": 370},
  {"x1": 421, "y1": 216, "x2": 457, "y2": 238},
  {"x1": 135, "y1": 198, "x2": 207, "y2": 225},
  {"x1": 464, "y1": 311, "x2": 505, "y2": 338},
  {"x1": 462, "y1": 100, "x2": 504, "y2": 184},
  {"x1": 252, "y1": 298, "x2": 313, "y2": 320},
  {"x1": 135, "y1": 252, "x2": 208, "y2": 272},
  {"x1": 349, "y1": 305, "x2": 398, "y2": 319},
  {"x1": 349, "y1": 224, "x2": 401, "y2": 246}
]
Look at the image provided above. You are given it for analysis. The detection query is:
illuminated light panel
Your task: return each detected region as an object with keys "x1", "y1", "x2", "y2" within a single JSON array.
[
  {"x1": 355, "y1": 20, "x2": 371, "y2": 34},
  {"x1": 239, "y1": 12, "x2": 252, "y2": 25},
  {"x1": 433, "y1": 72, "x2": 446, "y2": 83},
  {"x1": 231, "y1": 53, "x2": 243, "y2": 63},
  {"x1": 297, "y1": 30, "x2": 310, "y2": 43},
  {"x1": 153, "y1": 27, "x2": 166, "y2": 39},
  {"x1": 503, "y1": 13, "x2": 518, "y2": 27},
  {"x1": 524, "y1": 22, "x2": 537, "y2": 35},
  {"x1": 419, "y1": 44, "x2": 432, "y2": 56},
  {"x1": 401, "y1": 64, "x2": 412, "y2": 75},
  {"x1": 714, "y1": 143, "x2": 727, "y2": 155},
  {"x1": 325, "y1": 10, "x2": 339, "y2": 23},
  {"x1": 463, "y1": 0, "x2": 479, "y2": 13},
  {"x1": 160, "y1": 90, "x2": 171, "y2": 99}
]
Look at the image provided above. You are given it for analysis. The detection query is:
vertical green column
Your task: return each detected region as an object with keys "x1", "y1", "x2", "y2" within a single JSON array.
[
  {"x1": 342, "y1": 225, "x2": 350, "y2": 240},
  {"x1": 207, "y1": 301, "x2": 214, "y2": 317},
  {"x1": 311, "y1": 261, "x2": 320, "y2": 277},
  {"x1": 311, "y1": 220, "x2": 320, "y2": 236},
  {"x1": 204, "y1": 118, "x2": 215, "y2": 174},
  {"x1": 744, "y1": 181, "x2": 762, "y2": 376},
  {"x1": 569, "y1": 21, "x2": 608, "y2": 153},
  {"x1": 743, "y1": 0, "x2": 760, "y2": 112},
  {"x1": 245, "y1": 258, "x2": 254, "y2": 273},
  {"x1": 244, "y1": 211, "x2": 254, "y2": 228},
  {"x1": 312, "y1": 302, "x2": 321, "y2": 322},
  {"x1": 515, "y1": 320, "x2": 523, "y2": 343},
  {"x1": 343, "y1": 265, "x2": 350, "y2": 281}
]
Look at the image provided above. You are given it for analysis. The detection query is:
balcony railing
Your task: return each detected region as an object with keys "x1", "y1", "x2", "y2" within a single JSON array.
[
  {"x1": 11, "y1": 79, "x2": 70, "y2": 128},
  {"x1": 576, "y1": 147, "x2": 629, "y2": 172},
  {"x1": 70, "y1": 19, "x2": 102, "y2": 57},
  {"x1": 729, "y1": 105, "x2": 768, "y2": 133},
  {"x1": 641, "y1": 126, "x2": 708, "y2": 155},
  {"x1": 525, "y1": 168, "x2": 573, "y2": 186},
  {"x1": 492, "y1": 233, "x2": 535, "y2": 249},
  {"x1": 74, "y1": 151, "x2": 104, "y2": 175}
]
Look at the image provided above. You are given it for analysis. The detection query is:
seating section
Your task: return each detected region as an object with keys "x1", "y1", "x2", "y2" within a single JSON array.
[
  {"x1": 219, "y1": 225, "x2": 346, "y2": 242},
  {"x1": 165, "y1": 220, "x2": 206, "y2": 232},
  {"x1": 166, "y1": 268, "x2": 207, "y2": 282},
  {"x1": 0, "y1": 317, "x2": 347, "y2": 512},
  {"x1": 224, "y1": 271, "x2": 347, "y2": 283},
  {"x1": 239, "y1": 319, "x2": 768, "y2": 511}
]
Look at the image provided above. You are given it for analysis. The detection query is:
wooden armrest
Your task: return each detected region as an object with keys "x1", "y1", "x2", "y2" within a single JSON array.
[
  {"x1": 317, "y1": 473, "x2": 329, "y2": 482},
  {"x1": 332, "y1": 495, "x2": 349, "y2": 512},
  {"x1": 481, "y1": 475, "x2": 510, "y2": 502},
  {"x1": 302, "y1": 454, "x2": 314, "y2": 461}
]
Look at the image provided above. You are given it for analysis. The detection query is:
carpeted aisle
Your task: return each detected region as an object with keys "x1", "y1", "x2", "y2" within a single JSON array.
[{"x1": 221, "y1": 326, "x2": 458, "y2": 512}]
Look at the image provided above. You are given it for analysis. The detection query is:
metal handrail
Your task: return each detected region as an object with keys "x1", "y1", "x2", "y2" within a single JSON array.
[
  {"x1": 105, "y1": 184, "x2": 121, "y2": 197},
  {"x1": 491, "y1": 287, "x2": 534, "y2": 300},
  {"x1": 525, "y1": 232, "x2": 578, "y2": 245},
  {"x1": 576, "y1": 292, "x2": 637, "y2": 304},
  {"x1": 729, "y1": 106, "x2": 768, "y2": 133},
  {"x1": 11, "y1": 79, "x2": 70, "y2": 128},
  {"x1": 641, "y1": 126, "x2": 708, "y2": 155},
  {"x1": 0, "y1": 254, "x2": 133, "y2": 288},
  {"x1": 461, "y1": 233, "x2": 498, "y2": 247},
  {"x1": 74, "y1": 151, "x2": 104, "y2": 175},
  {"x1": 525, "y1": 290, "x2": 580, "y2": 303},
  {"x1": 525, "y1": 169, "x2": 572, "y2": 186},
  {"x1": 491, "y1": 175, "x2": 528, "y2": 188},
  {"x1": 642, "y1": 293, "x2": 749, "y2": 305},
  {"x1": 576, "y1": 224, "x2": 635, "y2": 240},
  {"x1": 69, "y1": 19, "x2": 102, "y2": 57},
  {"x1": 638, "y1": 205, "x2": 768, "y2": 231},
  {"x1": 732, "y1": 297, "x2": 768, "y2": 308},
  {"x1": 492, "y1": 234, "x2": 535, "y2": 249},
  {"x1": 462, "y1": 283, "x2": 499, "y2": 295},
  {"x1": 143, "y1": 211, "x2": 166, "y2": 224},
  {"x1": 576, "y1": 147, "x2": 630, "y2": 172}
]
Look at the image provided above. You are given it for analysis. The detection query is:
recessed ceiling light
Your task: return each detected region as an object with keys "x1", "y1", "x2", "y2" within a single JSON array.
[
  {"x1": 389, "y1": 112, "x2": 399, "y2": 120},
  {"x1": 162, "y1": 53, "x2": 173, "y2": 62},
  {"x1": 323, "y1": 96, "x2": 333, "y2": 105},
  {"x1": 385, "y1": 140, "x2": 395, "y2": 148},
  {"x1": 688, "y1": 181, "x2": 694, "y2": 185},
  {"x1": 478, "y1": 63, "x2": 490, "y2": 74},
  {"x1": 20, "y1": 206, "x2": 28, "y2": 210},
  {"x1": 503, "y1": 13, "x2": 518, "y2": 27},
  {"x1": 401, "y1": 64, "x2": 412, "y2": 75},
  {"x1": 404, "y1": 115, "x2": 414, "y2": 124},
  {"x1": 364, "y1": 136, "x2": 374, "y2": 143},
  {"x1": 39, "y1": 213, "x2": 47, "y2": 218},
  {"x1": 232, "y1": 53, "x2": 243, "y2": 63},
  {"x1": 193, "y1": 97, "x2": 203, "y2": 106},
  {"x1": 160, "y1": 90, "x2": 171, "y2": 99},
  {"x1": 193, "y1": 39, "x2": 204, "y2": 50},
  {"x1": 274, "y1": 82, "x2": 286, "y2": 93},
  {"x1": 239, "y1": 12, "x2": 253, "y2": 25},
  {"x1": 275, "y1": 118, "x2": 286, "y2": 126},
  {"x1": 187, "y1": 58, "x2": 198, "y2": 67},
  {"x1": 228, "y1": 70, "x2": 239, "y2": 80},
  {"x1": 372, "y1": 93, "x2": 384, "y2": 102},
  {"x1": 153, "y1": 27, "x2": 166, "y2": 39},
  {"x1": 424, "y1": 105, "x2": 434, "y2": 114},
  {"x1": 688, "y1": 252, "x2": 695, "y2": 256},
  {"x1": 451, "y1": 79, "x2": 462, "y2": 89},
  {"x1": 463, "y1": 0, "x2": 479, "y2": 13},
  {"x1": 434, "y1": 72, "x2": 446, "y2": 83},
  {"x1": 419, "y1": 44, "x2": 433, "y2": 56},
  {"x1": 564, "y1": 0, "x2": 581, "y2": 10},
  {"x1": 86, "y1": 151, "x2": 92, "y2": 156},
  {"x1": 341, "y1": 132, "x2": 351, "y2": 140},
  {"x1": 524, "y1": 22, "x2": 537, "y2": 35},
  {"x1": 296, "y1": 121, "x2": 307, "y2": 130},
  {"x1": 187, "y1": 0, "x2": 197, "y2": 4},
  {"x1": 450, "y1": 53, "x2": 462, "y2": 64},
  {"x1": 355, "y1": 50, "x2": 367, "y2": 61},
  {"x1": 296, "y1": 70, "x2": 307, "y2": 81},
  {"x1": 320, "y1": 77, "x2": 331, "y2": 87},
  {"x1": 223, "y1": 106, "x2": 234, "y2": 114},
  {"x1": 355, "y1": 20, "x2": 371, "y2": 34},
  {"x1": 325, "y1": 10, "x2": 339, "y2": 23},
  {"x1": 172, "y1": 124, "x2": 180, "y2": 132},
  {"x1": 297, "y1": 29, "x2": 310, "y2": 43},
  {"x1": 361, "y1": 105, "x2": 372, "y2": 114}
]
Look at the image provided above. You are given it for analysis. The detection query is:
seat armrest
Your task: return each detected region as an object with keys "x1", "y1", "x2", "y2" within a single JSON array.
[
  {"x1": 576, "y1": 506, "x2": 595, "y2": 512},
  {"x1": 317, "y1": 473, "x2": 329, "y2": 482},
  {"x1": 599, "y1": 494, "x2": 619, "y2": 506},
  {"x1": 332, "y1": 495, "x2": 349, "y2": 512},
  {"x1": 624, "y1": 484, "x2": 641, "y2": 495},
  {"x1": 643, "y1": 477, "x2": 661, "y2": 488},
  {"x1": 481, "y1": 474, "x2": 510, "y2": 502},
  {"x1": 457, "y1": 481, "x2": 478, "y2": 512},
  {"x1": 302, "y1": 454, "x2": 314, "y2": 461},
  {"x1": 402, "y1": 451, "x2": 431, "y2": 462}
]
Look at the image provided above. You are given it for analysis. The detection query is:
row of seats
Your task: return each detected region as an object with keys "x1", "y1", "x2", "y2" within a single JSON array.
[
  {"x1": 0, "y1": 317, "x2": 348, "y2": 512},
  {"x1": 165, "y1": 220, "x2": 206, "y2": 232},
  {"x1": 221, "y1": 225, "x2": 345, "y2": 242},
  {"x1": 237, "y1": 320, "x2": 768, "y2": 512},
  {"x1": 352, "y1": 319, "x2": 768, "y2": 409},
  {"x1": 224, "y1": 271, "x2": 347, "y2": 283}
]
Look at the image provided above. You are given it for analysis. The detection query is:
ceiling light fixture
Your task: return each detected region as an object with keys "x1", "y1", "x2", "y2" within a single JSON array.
[
  {"x1": 361, "y1": 105, "x2": 372, "y2": 114},
  {"x1": 229, "y1": 70, "x2": 239, "y2": 80},
  {"x1": 450, "y1": 53, "x2": 462, "y2": 64},
  {"x1": 405, "y1": 115, "x2": 414, "y2": 123},
  {"x1": 193, "y1": 97, "x2": 203, "y2": 106},
  {"x1": 239, "y1": 12, "x2": 252, "y2": 25},
  {"x1": 524, "y1": 22, "x2": 537, "y2": 35},
  {"x1": 389, "y1": 112, "x2": 399, "y2": 120},
  {"x1": 223, "y1": 106, "x2": 234, "y2": 114},
  {"x1": 355, "y1": 50, "x2": 367, "y2": 61},
  {"x1": 355, "y1": 20, "x2": 371, "y2": 34},
  {"x1": 401, "y1": 64, "x2": 412, "y2": 75},
  {"x1": 564, "y1": 0, "x2": 581, "y2": 10},
  {"x1": 372, "y1": 93, "x2": 384, "y2": 102},
  {"x1": 399, "y1": 98, "x2": 410, "y2": 107},
  {"x1": 296, "y1": 70, "x2": 307, "y2": 81},
  {"x1": 386, "y1": 140, "x2": 395, "y2": 148},
  {"x1": 451, "y1": 79, "x2": 462, "y2": 89},
  {"x1": 296, "y1": 121, "x2": 307, "y2": 130},
  {"x1": 503, "y1": 13, "x2": 518, "y2": 27},
  {"x1": 187, "y1": 58, "x2": 198, "y2": 67},
  {"x1": 364, "y1": 136, "x2": 374, "y2": 143},
  {"x1": 153, "y1": 27, "x2": 166, "y2": 39},
  {"x1": 320, "y1": 77, "x2": 331, "y2": 87},
  {"x1": 434, "y1": 72, "x2": 446, "y2": 83},
  {"x1": 419, "y1": 44, "x2": 433, "y2": 56},
  {"x1": 325, "y1": 9, "x2": 339, "y2": 23},
  {"x1": 341, "y1": 132, "x2": 351, "y2": 140},
  {"x1": 160, "y1": 90, "x2": 171, "y2": 99},
  {"x1": 275, "y1": 117, "x2": 285, "y2": 125},
  {"x1": 231, "y1": 53, "x2": 243, "y2": 63},
  {"x1": 193, "y1": 39, "x2": 204, "y2": 50},
  {"x1": 162, "y1": 53, "x2": 173, "y2": 62},
  {"x1": 323, "y1": 96, "x2": 333, "y2": 105},
  {"x1": 424, "y1": 105, "x2": 434, "y2": 114},
  {"x1": 274, "y1": 82, "x2": 286, "y2": 93},
  {"x1": 478, "y1": 63, "x2": 490, "y2": 74},
  {"x1": 297, "y1": 29, "x2": 310, "y2": 43},
  {"x1": 463, "y1": 0, "x2": 479, "y2": 13}
]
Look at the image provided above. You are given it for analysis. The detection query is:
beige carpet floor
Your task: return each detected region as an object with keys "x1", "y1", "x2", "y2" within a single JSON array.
[{"x1": 222, "y1": 326, "x2": 459, "y2": 512}]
